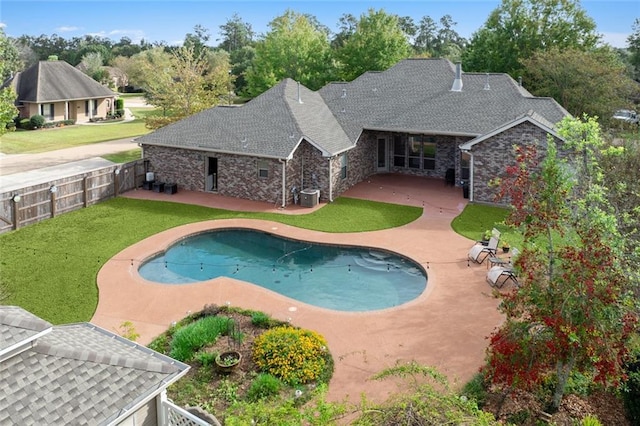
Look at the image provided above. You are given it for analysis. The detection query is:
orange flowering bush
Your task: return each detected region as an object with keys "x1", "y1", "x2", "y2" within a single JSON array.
[{"x1": 252, "y1": 326, "x2": 328, "y2": 385}]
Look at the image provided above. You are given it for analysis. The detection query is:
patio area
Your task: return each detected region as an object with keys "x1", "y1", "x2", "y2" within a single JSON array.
[{"x1": 92, "y1": 174, "x2": 504, "y2": 405}]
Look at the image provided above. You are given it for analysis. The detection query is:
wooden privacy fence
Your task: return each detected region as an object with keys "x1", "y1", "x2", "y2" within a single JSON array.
[{"x1": 0, "y1": 160, "x2": 146, "y2": 234}]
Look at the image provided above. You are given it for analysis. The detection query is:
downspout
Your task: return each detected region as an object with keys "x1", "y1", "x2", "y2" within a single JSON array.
[
  {"x1": 328, "y1": 157, "x2": 334, "y2": 202},
  {"x1": 469, "y1": 152, "x2": 475, "y2": 202},
  {"x1": 280, "y1": 159, "x2": 287, "y2": 208}
]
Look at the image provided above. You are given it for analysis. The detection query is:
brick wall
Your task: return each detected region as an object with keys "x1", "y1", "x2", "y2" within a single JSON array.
[
  {"x1": 331, "y1": 132, "x2": 377, "y2": 198},
  {"x1": 470, "y1": 122, "x2": 563, "y2": 204}
]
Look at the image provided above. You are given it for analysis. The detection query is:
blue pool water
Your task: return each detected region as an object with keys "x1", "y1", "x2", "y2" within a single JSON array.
[{"x1": 138, "y1": 229, "x2": 427, "y2": 312}]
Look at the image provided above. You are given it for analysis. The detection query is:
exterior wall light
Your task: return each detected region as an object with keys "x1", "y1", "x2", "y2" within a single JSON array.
[
  {"x1": 50, "y1": 185, "x2": 58, "y2": 194},
  {"x1": 12, "y1": 194, "x2": 21, "y2": 203}
]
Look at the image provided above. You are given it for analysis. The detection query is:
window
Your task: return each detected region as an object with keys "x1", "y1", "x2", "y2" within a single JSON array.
[
  {"x1": 422, "y1": 141, "x2": 436, "y2": 170},
  {"x1": 393, "y1": 135, "x2": 405, "y2": 167},
  {"x1": 340, "y1": 153, "x2": 347, "y2": 179},
  {"x1": 408, "y1": 135, "x2": 421, "y2": 169},
  {"x1": 39, "y1": 103, "x2": 54, "y2": 120},
  {"x1": 258, "y1": 159, "x2": 269, "y2": 178},
  {"x1": 461, "y1": 152, "x2": 470, "y2": 180}
]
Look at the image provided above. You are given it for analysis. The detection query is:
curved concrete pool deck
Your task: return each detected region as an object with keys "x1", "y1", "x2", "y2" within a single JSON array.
[{"x1": 92, "y1": 174, "x2": 504, "y2": 404}]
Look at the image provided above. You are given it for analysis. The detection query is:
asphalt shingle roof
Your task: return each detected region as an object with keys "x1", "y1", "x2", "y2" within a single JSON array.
[
  {"x1": 12, "y1": 60, "x2": 116, "y2": 103},
  {"x1": 0, "y1": 306, "x2": 51, "y2": 354},
  {"x1": 137, "y1": 58, "x2": 569, "y2": 157},
  {"x1": 0, "y1": 306, "x2": 189, "y2": 426}
]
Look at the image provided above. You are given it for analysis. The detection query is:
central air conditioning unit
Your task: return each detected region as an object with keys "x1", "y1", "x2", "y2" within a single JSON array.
[{"x1": 300, "y1": 189, "x2": 319, "y2": 207}]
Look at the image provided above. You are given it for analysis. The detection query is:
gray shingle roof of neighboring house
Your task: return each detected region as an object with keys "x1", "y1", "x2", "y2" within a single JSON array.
[
  {"x1": 9, "y1": 60, "x2": 116, "y2": 103},
  {"x1": 137, "y1": 58, "x2": 569, "y2": 158},
  {"x1": 0, "y1": 306, "x2": 189, "y2": 426}
]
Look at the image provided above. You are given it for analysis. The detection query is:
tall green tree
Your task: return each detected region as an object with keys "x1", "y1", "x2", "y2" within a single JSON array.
[
  {"x1": 218, "y1": 13, "x2": 254, "y2": 53},
  {"x1": 414, "y1": 15, "x2": 466, "y2": 60},
  {"x1": 462, "y1": 0, "x2": 600, "y2": 77},
  {"x1": 79, "y1": 51, "x2": 107, "y2": 83},
  {"x1": 218, "y1": 14, "x2": 255, "y2": 95},
  {"x1": 484, "y1": 116, "x2": 638, "y2": 410},
  {"x1": 245, "y1": 9, "x2": 334, "y2": 96},
  {"x1": 1, "y1": 30, "x2": 23, "y2": 81},
  {"x1": 183, "y1": 24, "x2": 211, "y2": 58},
  {"x1": 600, "y1": 139, "x2": 640, "y2": 304},
  {"x1": 521, "y1": 47, "x2": 639, "y2": 122},
  {"x1": 0, "y1": 29, "x2": 19, "y2": 135},
  {"x1": 331, "y1": 13, "x2": 358, "y2": 49},
  {"x1": 336, "y1": 9, "x2": 412, "y2": 81},
  {"x1": 628, "y1": 18, "x2": 640, "y2": 81},
  {"x1": 137, "y1": 46, "x2": 230, "y2": 128}
]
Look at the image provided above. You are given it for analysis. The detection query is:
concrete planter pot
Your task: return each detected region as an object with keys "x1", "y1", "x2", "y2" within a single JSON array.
[{"x1": 215, "y1": 350, "x2": 241, "y2": 373}]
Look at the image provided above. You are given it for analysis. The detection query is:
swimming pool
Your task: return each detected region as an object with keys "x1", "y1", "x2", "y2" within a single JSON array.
[{"x1": 138, "y1": 229, "x2": 427, "y2": 311}]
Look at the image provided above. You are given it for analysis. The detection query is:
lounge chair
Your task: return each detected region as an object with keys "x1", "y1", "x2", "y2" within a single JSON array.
[
  {"x1": 468, "y1": 236, "x2": 499, "y2": 264},
  {"x1": 486, "y1": 248, "x2": 520, "y2": 288},
  {"x1": 477, "y1": 228, "x2": 501, "y2": 246}
]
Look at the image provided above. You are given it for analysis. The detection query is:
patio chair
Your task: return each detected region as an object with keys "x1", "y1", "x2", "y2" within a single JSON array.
[
  {"x1": 468, "y1": 236, "x2": 499, "y2": 264},
  {"x1": 486, "y1": 248, "x2": 520, "y2": 288},
  {"x1": 477, "y1": 228, "x2": 501, "y2": 245}
]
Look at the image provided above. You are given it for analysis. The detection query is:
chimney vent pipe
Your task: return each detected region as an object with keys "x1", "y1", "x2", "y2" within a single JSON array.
[{"x1": 451, "y1": 62, "x2": 463, "y2": 92}]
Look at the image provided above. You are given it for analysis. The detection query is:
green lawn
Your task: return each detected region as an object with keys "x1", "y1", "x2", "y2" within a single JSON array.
[
  {"x1": 0, "y1": 107, "x2": 157, "y2": 154},
  {"x1": 102, "y1": 148, "x2": 142, "y2": 163},
  {"x1": 0, "y1": 197, "x2": 422, "y2": 324},
  {"x1": 451, "y1": 203, "x2": 520, "y2": 249}
]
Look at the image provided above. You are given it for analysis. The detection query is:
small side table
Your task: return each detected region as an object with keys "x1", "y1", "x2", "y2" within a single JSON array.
[{"x1": 488, "y1": 257, "x2": 510, "y2": 269}]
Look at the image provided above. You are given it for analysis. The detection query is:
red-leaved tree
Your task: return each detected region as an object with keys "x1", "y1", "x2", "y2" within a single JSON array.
[{"x1": 483, "y1": 116, "x2": 638, "y2": 410}]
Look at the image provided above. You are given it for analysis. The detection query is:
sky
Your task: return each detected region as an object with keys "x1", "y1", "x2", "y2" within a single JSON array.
[{"x1": 0, "y1": 0, "x2": 638, "y2": 49}]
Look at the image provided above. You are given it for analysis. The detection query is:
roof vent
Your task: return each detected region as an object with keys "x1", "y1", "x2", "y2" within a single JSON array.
[
  {"x1": 297, "y1": 81, "x2": 303, "y2": 104},
  {"x1": 484, "y1": 73, "x2": 490, "y2": 91},
  {"x1": 451, "y1": 62, "x2": 463, "y2": 92},
  {"x1": 341, "y1": 88, "x2": 347, "y2": 98}
]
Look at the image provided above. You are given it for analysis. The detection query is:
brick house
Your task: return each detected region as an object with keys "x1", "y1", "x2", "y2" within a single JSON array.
[
  {"x1": 5, "y1": 59, "x2": 117, "y2": 124},
  {"x1": 137, "y1": 58, "x2": 569, "y2": 206}
]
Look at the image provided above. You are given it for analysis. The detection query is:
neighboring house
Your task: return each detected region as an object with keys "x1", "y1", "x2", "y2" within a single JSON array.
[
  {"x1": 137, "y1": 58, "x2": 569, "y2": 205},
  {"x1": 4, "y1": 59, "x2": 117, "y2": 124},
  {"x1": 0, "y1": 306, "x2": 213, "y2": 426}
]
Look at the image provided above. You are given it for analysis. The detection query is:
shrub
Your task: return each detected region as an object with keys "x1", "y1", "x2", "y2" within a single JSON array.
[
  {"x1": 115, "y1": 98, "x2": 124, "y2": 110},
  {"x1": 251, "y1": 311, "x2": 274, "y2": 329},
  {"x1": 461, "y1": 372, "x2": 488, "y2": 407},
  {"x1": 195, "y1": 351, "x2": 217, "y2": 367},
  {"x1": 29, "y1": 114, "x2": 45, "y2": 129},
  {"x1": 580, "y1": 415, "x2": 603, "y2": 426},
  {"x1": 169, "y1": 316, "x2": 233, "y2": 361},
  {"x1": 253, "y1": 326, "x2": 328, "y2": 385},
  {"x1": 247, "y1": 373, "x2": 282, "y2": 401},
  {"x1": 623, "y1": 357, "x2": 640, "y2": 424},
  {"x1": 19, "y1": 118, "x2": 31, "y2": 129}
]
